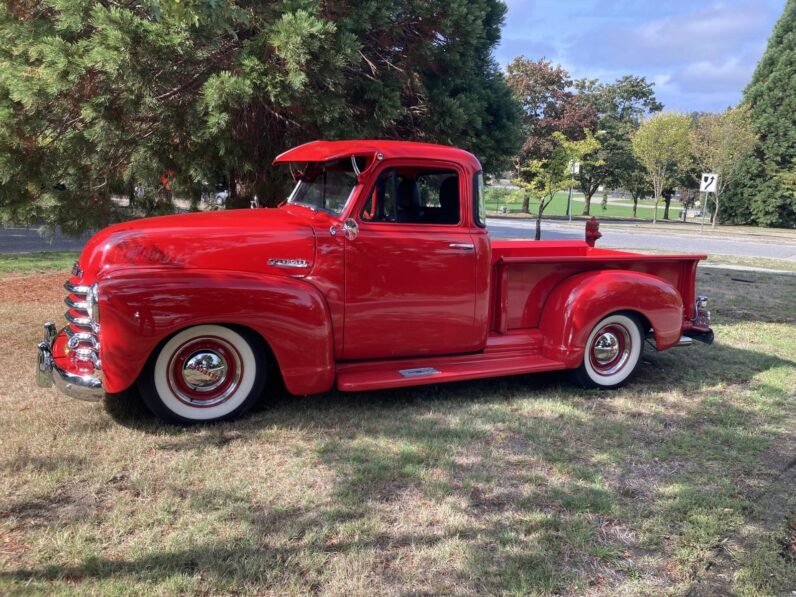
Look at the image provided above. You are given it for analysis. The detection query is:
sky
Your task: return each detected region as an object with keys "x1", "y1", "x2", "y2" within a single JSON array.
[{"x1": 495, "y1": 0, "x2": 786, "y2": 112}]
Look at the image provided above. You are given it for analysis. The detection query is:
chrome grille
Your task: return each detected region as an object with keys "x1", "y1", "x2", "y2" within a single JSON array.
[
  {"x1": 64, "y1": 263, "x2": 101, "y2": 368},
  {"x1": 64, "y1": 295, "x2": 89, "y2": 313},
  {"x1": 65, "y1": 281, "x2": 90, "y2": 296},
  {"x1": 65, "y1": 311, "x2": 94, "y2": 329}
]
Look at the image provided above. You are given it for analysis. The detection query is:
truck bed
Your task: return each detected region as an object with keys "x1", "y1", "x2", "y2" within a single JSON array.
[{"x1": 489, "y1": 240, "x2": 705, "y2": 333}]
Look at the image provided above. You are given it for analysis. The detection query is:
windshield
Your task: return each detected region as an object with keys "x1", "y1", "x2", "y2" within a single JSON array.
[{"x1": 287, "y1": 159, "x2": 358, "y2": 215}]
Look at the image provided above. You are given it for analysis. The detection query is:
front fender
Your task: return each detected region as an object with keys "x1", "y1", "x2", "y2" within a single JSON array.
[
  {"x1": 96, "y1": 268, "x2": 335, "y2": 395},
  {"x1": 539, "y1": 269, "x2": 683, "y2": 367}
]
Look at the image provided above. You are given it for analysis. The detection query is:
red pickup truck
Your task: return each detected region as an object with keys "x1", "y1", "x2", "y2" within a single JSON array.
[{"x1": 36, "y1": 140, "x2": 713, "y2": 424}]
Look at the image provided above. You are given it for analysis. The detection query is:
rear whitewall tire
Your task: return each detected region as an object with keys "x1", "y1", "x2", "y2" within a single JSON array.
[
  {"x1": 572, "y1": 313, "x2": 644, "y2": 389},
  {"x1": 139, "y1": 325, "x2": 266, "y2": 424}
]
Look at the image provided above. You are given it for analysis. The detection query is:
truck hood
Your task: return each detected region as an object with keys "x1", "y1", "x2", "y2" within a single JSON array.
[{"x1": 76, "y1": 208, "x2": 315, "y2": 282}]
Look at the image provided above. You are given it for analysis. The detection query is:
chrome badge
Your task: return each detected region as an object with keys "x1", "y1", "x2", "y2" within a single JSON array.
[{"x1": 267, "y1": 258, "x2": 309, "y2": 269}]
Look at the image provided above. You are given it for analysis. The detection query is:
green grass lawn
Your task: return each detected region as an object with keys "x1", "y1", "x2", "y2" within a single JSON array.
[
  {"x1": 2, "y1": 264, "x2": 795, "y2": 595},
  {"x1": 485, "y1": 187, "x2": 679, "y2": 221},
  {"x1": 0, "y1": 251, "x2": 79, "y2": 275}
]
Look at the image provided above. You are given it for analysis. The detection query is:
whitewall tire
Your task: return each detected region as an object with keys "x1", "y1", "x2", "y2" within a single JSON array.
[
  {"x1": 571, "y1": 313, "x2": 644, "y2": 389},
  {"x1": 139, "y1": 325, "x2": 267, "y2": 424}
]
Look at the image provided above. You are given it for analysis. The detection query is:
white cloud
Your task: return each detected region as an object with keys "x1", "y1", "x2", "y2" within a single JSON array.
[
  {"x1": 495, "y1": 0, "x2": 784, "y2": 111},
  {"x1": 570, "y1": 2, "x2": 774, "y2": 68},
  {"x1": 670, "y1": 58, "x2": 756, "y2": 94}
]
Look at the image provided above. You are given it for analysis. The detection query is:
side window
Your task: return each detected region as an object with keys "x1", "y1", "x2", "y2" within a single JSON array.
[
  {"x1": 360, "y1": 168, "x2": 460, "y2": 225},
  {"x1": 361, "y1": 169, "x2": 397, "y2": 222},
  {"x1": 474, "y1": 171, "x2": 486, "y2": 228}
]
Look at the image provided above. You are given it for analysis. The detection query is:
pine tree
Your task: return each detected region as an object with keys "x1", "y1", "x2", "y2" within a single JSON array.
[
  {"x1": 722, "y1": 0, "x2": 796, "y2": 227},
  {"x1": 0, "y1": 0, "x2": 521, "y2": 234}
]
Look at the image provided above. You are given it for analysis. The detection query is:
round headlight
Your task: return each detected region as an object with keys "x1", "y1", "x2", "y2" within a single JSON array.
[{"x1": 86, "y1": 283, "x2": 100, "y2": 322}]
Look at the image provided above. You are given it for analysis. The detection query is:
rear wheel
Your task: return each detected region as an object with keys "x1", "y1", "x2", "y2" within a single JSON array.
[
  {"x1": 571, "y1": 313, "x2": 643, "y2": 389},
  {"x1": 139, "y1": 325, "x2": 267, "y2": 424}
]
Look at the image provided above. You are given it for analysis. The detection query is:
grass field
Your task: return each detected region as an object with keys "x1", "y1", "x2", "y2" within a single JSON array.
[
  {"x1": 2, "y1": 262, "x2": 795, "y2": 595},
  {"x1": 0, "y1": 251, "x2": 79, "y2": 275},
  {"x1": 485, "y1": 187, "x2": 680, "y2": 222},
  {"x1": 619, "y1": 249, "x2": 796, "y2": 274}
]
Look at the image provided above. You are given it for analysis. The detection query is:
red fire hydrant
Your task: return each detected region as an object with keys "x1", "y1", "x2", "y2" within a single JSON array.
[{"x1": 585, "y1": 217, "x2": 602, "y2": 247}]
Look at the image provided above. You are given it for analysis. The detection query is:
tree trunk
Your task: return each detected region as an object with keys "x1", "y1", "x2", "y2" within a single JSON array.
[
  {"x1": 663, "y1": 196, "x2": 672, "y2": 220},
  {"x1": 653, "y1": 196, "x2": 659, "y2": 224},
  {"x1": 582, "y1": 190, "x2": 593, "y2": 216},
  {"x1": 712, "y1": 194, "x2": 719, "y2": 228},
  {"x1": 535, "y1": 211, "x2": 542, "y2": 240},
  {"x1": 632, "y1": 196, "x2": 638, "y2": 218},
  {"x1": 522, "y1": 194, "x2": 530, "y2": 213},
  {"x1": 127, "y1": 182, "x2": 136, "y2": 209},
  {"x1": 226, "y1": 168, "x2": 247, "y2": 210}
]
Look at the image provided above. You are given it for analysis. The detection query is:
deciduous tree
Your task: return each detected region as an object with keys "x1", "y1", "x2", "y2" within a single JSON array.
[
  {"x1": 690, "y1": 107, "x2": 756, "y2": 227},
  {"x1": 574, "y1": 76, "x2": 662, "y2": 215},
  {"x1": 631, "y1": 112, "x2": 692, "y2": 224},
  {"x1": 506, "y1": 57, "x2": 596, "y2": 212},
  {"x1": 516, "y1": 130, "x2": 600, "y2": 239},
  {"x1": 614, "y1": 164, "x2": 650, "y2": 218}
]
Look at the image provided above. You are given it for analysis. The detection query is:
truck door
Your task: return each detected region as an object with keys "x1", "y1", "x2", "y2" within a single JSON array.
[{"x1": 343, "y1": 165, "x2": 479, "y2": 360}]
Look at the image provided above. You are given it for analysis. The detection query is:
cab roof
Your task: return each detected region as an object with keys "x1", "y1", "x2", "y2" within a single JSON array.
[{"x1": 273, "y1": 140, "x2": 482, "y2": 172}]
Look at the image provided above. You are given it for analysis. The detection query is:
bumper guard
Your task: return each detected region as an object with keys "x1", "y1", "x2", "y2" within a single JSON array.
[
  {"x1": 681, "y1": 294, "x2": 714, "y2": 345},
  {"x1": 36, "y1": 322, "x2": 104, "y2": 402}
]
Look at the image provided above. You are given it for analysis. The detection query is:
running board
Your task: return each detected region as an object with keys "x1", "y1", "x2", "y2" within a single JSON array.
[{"x1": 336, "y1": 352, "x2": 566, "y2": 392}]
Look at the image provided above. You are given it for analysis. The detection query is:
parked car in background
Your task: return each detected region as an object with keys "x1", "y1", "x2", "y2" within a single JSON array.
[{"x1": 214, "y1": 188, "x2": 229, "y2": 207}]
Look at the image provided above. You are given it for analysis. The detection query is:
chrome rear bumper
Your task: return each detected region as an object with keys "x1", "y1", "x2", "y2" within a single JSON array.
[
  {"x1": 681, "y1": 295, "x2": 714, "y2": 345},
  {"x1": 36, "y1": 322, "x2": 104, "y2": 402}
]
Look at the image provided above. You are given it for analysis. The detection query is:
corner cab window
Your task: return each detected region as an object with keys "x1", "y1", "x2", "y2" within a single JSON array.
[
  {"x1": 474, "y1": 171, "x2": 486, "y2": 228},
  {"x1": 361, "y1": 168, "x2": 460, "y2": 225},
  {"x1": 287, "y1": 158, "x2": 362, "y2": 215}
]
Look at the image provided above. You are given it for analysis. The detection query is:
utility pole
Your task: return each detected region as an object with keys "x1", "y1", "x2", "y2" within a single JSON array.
[
  {"x1": 567, "y1": 185, "x2": 573, "y2": 222},
  {"x1": 567, "y1": 161, "x2": 579, "y2": 223}
]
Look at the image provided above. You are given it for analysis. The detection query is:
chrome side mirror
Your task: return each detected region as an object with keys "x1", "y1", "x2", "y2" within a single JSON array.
[{"x1": 343, "y1": 218, "x2": 358, "y2": 241}]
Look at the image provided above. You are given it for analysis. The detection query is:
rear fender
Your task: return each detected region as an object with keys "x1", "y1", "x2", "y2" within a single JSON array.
[
  {"x1": 539, "y1": 270, "x2": 683, "y2": 367},
  {"x1": 96, "y1": 268, "x2": 335, "y2": 395}
]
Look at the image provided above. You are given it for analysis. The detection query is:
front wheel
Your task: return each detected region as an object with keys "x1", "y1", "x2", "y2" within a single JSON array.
[
  {"x1": 138, "y1": 325, "x2": 267, "y2": 424},
  {"x1": 571, "y1": 313, "x2": 644, "y2": 389}
]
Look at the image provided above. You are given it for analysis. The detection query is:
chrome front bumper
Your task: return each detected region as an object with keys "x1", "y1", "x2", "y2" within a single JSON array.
[{"x1": 36, "y1": 322, "x2": 104, "y2": 402}]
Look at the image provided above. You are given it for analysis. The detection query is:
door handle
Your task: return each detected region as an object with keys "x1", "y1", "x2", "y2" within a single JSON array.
[{"x1": 449, "y1": 243, "x2": 474, "y2": 251}]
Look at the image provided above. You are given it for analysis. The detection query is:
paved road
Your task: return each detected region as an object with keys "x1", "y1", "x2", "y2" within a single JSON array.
[
  {"x1": 487, "y1": 219, "x2": 796, "y2": 261},
  {"x1": 2, "y1": 220, "x2": 796, "y2": 261},
  {"x1": 0, "y1": 227, "x2": 91, "y2": 254}
]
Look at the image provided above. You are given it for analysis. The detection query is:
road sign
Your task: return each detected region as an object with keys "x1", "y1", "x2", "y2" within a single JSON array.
[{"x1": 700, "y1": 173, "x2": 718, "y2": 193}]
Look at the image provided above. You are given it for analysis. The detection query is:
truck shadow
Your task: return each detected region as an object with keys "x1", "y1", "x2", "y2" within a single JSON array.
[{"x1": 104, "y1": 340, "x2": 794, "y2": 433}]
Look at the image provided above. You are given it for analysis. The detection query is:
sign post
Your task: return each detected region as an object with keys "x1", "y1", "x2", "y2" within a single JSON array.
[
  {"x1": 699, "y1": 173, "x2": 718, "y2": 232},
  {"x1": 567, "y1": 161, "x2": 580, "y2": 223}
]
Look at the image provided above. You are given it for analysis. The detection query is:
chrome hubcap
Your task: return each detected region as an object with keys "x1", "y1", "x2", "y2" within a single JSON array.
[
  {"x1": 589, "y1": 324, "x2": 632, "y2": 376},
  {"x1": 593, "y1": 332, "x2": 620, "y2": 364},
  {"x1": 167, "y1": 337, "x2": 243, "y2": 407},
  {"x1": 182, "y1": 351, "x2": 228, "y2": 392}
]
